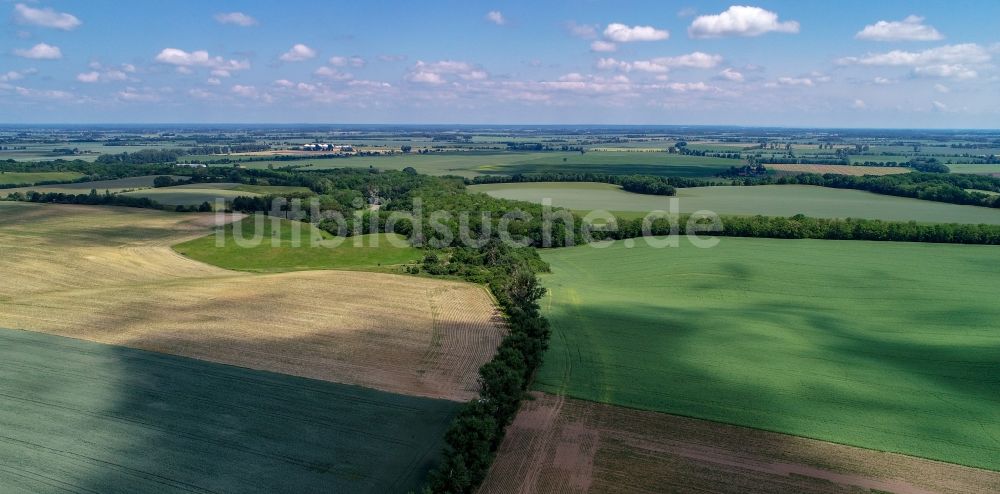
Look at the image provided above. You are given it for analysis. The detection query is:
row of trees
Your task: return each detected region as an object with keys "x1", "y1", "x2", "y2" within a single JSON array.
[
  {"x1": 587, "y1": 214, "x2": 1000, "y2": 245},
  {"x1": 423, "y1": 243, "x2": 550, "y2": 492}
]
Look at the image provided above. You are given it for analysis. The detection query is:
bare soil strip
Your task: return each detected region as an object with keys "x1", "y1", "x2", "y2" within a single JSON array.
[
  {"x1": 0, "y1": 202, "x2": 504, "y2": 401},
  {"x1": 479, "y1": 392, "x2": 1000, "y2": 494}
]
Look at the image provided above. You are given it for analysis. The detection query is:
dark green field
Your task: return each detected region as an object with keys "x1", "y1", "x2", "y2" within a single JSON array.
[{"x1": 0, "y1": 328, "x2": 458, "y2": 493}]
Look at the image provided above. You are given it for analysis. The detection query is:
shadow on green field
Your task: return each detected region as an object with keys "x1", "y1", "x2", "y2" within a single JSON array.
[
  {"x1": 0, "y1": 328, "x2": 458, "y2": 494},
  {"x1": 534, "y1": 299, "x2": 1000, "y2": 471}
]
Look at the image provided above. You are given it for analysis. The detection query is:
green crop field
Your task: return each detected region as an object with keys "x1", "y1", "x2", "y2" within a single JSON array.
[
  {"x1": 533, "y1": 238, "x2": 1000, "y2": 470},
  {"x1": 948, "y1": 163, "x2": 1000, "y2": 175},
  {"x1": 120, "y1": 187, "x2": 255, "y2": 205},
  {"x1": 0, "y1": 328, "x2": 457, "y2": 494},
  {"x1": 469, "y1": 182, "x2": 1000, "y2": 225},
  {"x1": 175, "y1": 216, "x2": 422, "y2": 272},
  {"x1": 0, "y1": 171, "x2": 84, "y2": 185}
]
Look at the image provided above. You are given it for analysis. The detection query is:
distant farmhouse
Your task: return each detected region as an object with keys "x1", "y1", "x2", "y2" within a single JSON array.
[
  {"x1": 175, "y1": 163, "x2": 207, "y2": 168},
  {"x1": 301, "y1": 143, "x2": 354, "y2": 152}
]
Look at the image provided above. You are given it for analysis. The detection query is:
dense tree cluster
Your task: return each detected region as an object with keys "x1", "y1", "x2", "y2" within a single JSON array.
[{"x1": 95, "y1": 149, "x2": 184, "y2": 165}]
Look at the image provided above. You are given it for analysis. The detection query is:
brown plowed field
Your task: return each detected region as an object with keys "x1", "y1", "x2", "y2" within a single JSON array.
[
  {"x1": 0, "y1": 202, "x2": 504, "y2": 401},
  {"x1": 479, "y1": 392, "x2": 1000, "y2": 494}
]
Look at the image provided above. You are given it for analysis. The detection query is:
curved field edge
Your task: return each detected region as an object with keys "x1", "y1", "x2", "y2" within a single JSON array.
[
  {"x1": 532, "y1": 237, "x2": 1000, "y2": 471},
  {"x1": 0, "y1": 202, "x2": 505, "y2": 402},
  {"x1": 0, "y1": 327, "x2": 458, "y2": 494},
  {"x1": 478, "y1": 392, "x2": 1000, "y2": 494},
  {"x1": 172, "y1": 216, "x2": 423, "y2": 273}
]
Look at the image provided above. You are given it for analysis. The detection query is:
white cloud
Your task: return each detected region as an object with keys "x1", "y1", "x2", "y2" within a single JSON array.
[
  {"x1": 767, "y1": 76, "x2": 816, "y2": 87},
  {"x1": 851, "y1": 99, "x2": 867, "y2": 109},
  {"x1": 14, "y1": 3, "x2": 81, "y2": 30},
  {"x1": 913, "y1": 64, "x2": 978, "y2": 80},
  {"x1": 210, "y1": 69, "x2": 231, "y2": 78},
  {"x1": 406, "y1": 60, "x2": 488, "y2": 84},
  {"x1": 934, "y1": 83, "x2": 950, "y2": 93},
  {"x1": 15, "y1": 86, "x2": 73, "y2": 100},
  {"x1": 665, "y1": 82, "x2": 715, "y2": 92},
  {"x1": 603, "y1": 23, "x2": 669, "y2": 42},
  {"x1": 117, "y1": 87, "x2": 160, "y2": 102},
  {"x1": 0, "y1": 69, "x2": 35, "y2": 83},
  {"x1": 839, "y1": 44, "x2": 990, "y2": 66},
  {"x1": 597, "y1": 52, "x2": 722, "y2": 73},
  {"x1": 314, "y1": 66, "x2": 353, "y2": 81},
  {"x1": 155, "y1": 48, "x2": 250, "y2": 71},
  {"x1": 590, "y1": 40, "x2": 617, "y2": 52},
  {"x1": 231, "y1": 84, "x2": 259, "y2": 98},
  {"x1": 76, "y1": 64, "x2": 131, "y2": 83},
  {"x1": 13, "y1": 43, "x2": 62, "y2": 60},
  {"x1": 279, "y1": 44, "x2": 317, "y2": 62},
  {"x1": 206, "y1": 78, "x2": 221, "y2": 86},
  {"x1": 76, "y1": 71, "x2": 99, "y2": 83},
  {"x1": 856, "y1": 15, "x2": 942, "y2": 42},
  {"x1": 485, "y1": 11, "x2": 506, "y2": 26},
  {"x1": 329, "y1": 56, "x2": 366, "y2": 68},
  {"x1": 214, "y1": 12, "x2": 257, "y2": 27},
  {"x1": 189, "y1": 88, "x2": 213, "y2": 99},
  {"x1": 566, "y1": 21, "x2": 598, "y2": 39},
  {"x1": 932, "y1": 100, "x2": 948, "y2": 111},
  {"x1": 838, "y1": 44, "x2": 990, "y2": 80},
  {"x1": 873, "y1": 76, "x2": 894, "y2": 85},
  {"x1": 719, "y1": 68, "x2": 744, "y2": 82},
  {"x1": 688, "y1": 6, "x2": 799, "y2": 38}
]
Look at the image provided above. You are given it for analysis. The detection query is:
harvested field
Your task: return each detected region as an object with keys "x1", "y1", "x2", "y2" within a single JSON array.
[
  {"x1": 479, "y1": 392, "x2": 1000, "y2": 494},
  {"x1": 769, "y1": 163, "x2": 910, "y2": 176},
  {"x1": 0, "y1": 201, "x2": 504, "y2": 401}
]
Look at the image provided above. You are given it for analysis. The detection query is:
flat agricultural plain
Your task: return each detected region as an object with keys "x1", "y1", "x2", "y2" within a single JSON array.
[
  {"x1": 0, "y1": 328, "x2": 458, "y2": 493},
  {"x1": 533, "y1": 238, "x2": 1000, "y2": 470},
  {"x1": 217, "y1": 151, "x2": 740, "y2": 178},
  {"x1": 0, "y1": 201, "x2": 504, "y2": 401},
  {"x1": 768, "y1": 163, "x2": 910, "y2": 176},
  {"x1": 480, "y1": 392, "x2": 1000, "y2": 494},
  {"x1": 470, "y1": 182, "x2": 1000, "y2": 224}
]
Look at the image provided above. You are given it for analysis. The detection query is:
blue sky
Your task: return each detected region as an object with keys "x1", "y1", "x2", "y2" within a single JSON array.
[{"x1": 2, "y1": 0, "x2": 999, "y2": 127}]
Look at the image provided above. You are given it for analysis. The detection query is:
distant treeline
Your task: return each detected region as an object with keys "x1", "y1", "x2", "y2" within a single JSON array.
[
  {"x1": 592, "y1": 214, "x2": 1000, "y2": 245},
  {"x1": 6, "y1": 189, "x2": 165, "y2": 210},
  {"x1": 469, "y1": 173, "x2": 721, "y2": 196},
  {"x1": 736, "y1": 172, "x2": 1000, "y2": 208}
]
